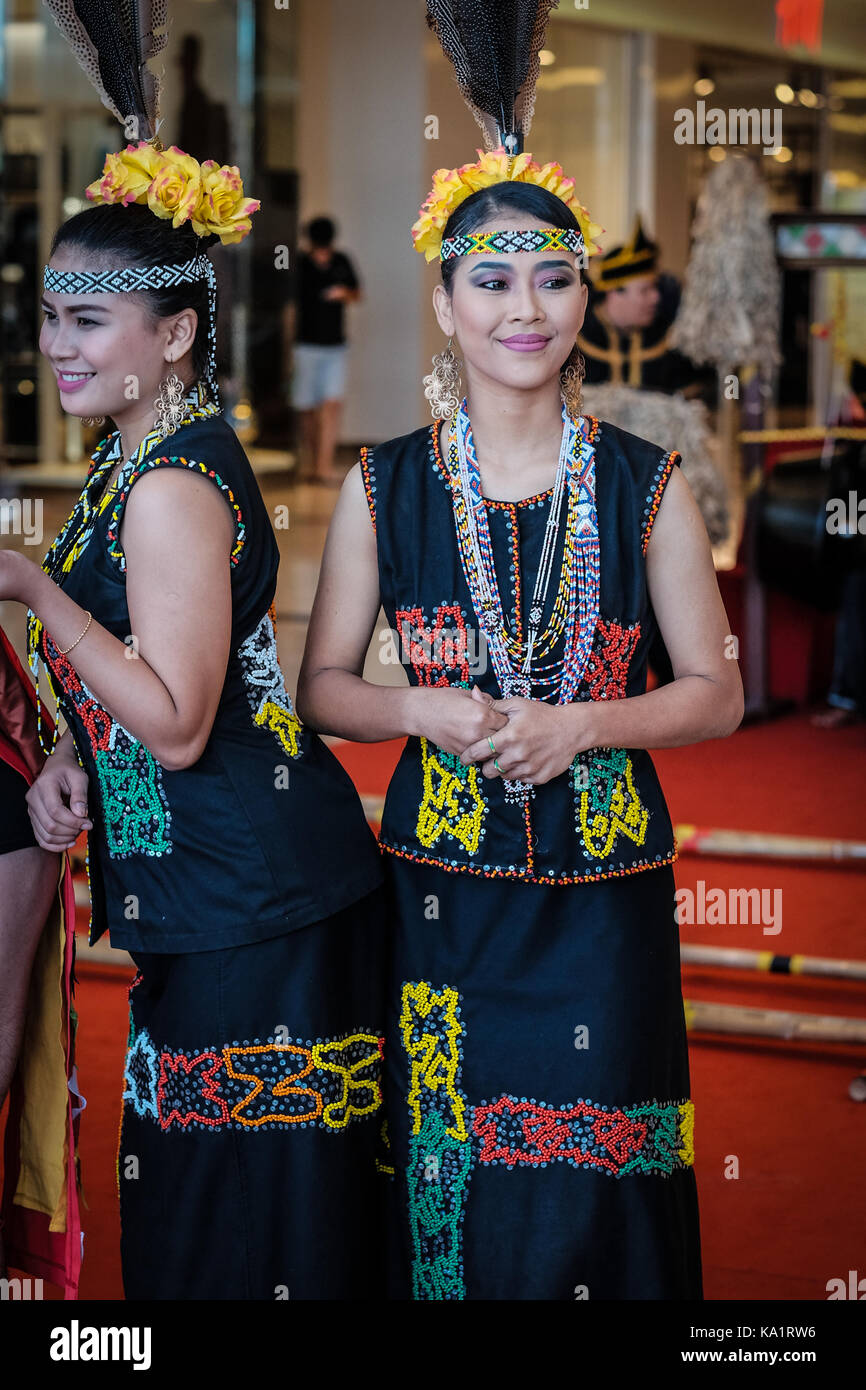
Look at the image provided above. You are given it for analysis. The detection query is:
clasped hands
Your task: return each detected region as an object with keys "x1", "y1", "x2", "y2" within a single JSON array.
[{"x1": 417, "y1": 683, "x2": 597, "y2": 786}]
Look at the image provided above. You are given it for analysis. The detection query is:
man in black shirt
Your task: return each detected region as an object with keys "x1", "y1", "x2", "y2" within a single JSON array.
[{"x1": 286, "y1": 217, "x2": 362, "y2": 485}]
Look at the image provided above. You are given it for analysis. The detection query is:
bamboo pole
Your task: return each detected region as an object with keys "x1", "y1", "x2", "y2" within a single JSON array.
[
  {"x1": 676, "y1": 824, "x2": 866, "y2": 864},
  {"x1": 681, "y1": 943, "x2": 866, "y2": 981},
  {"x1": 684, "y1": 998, "x2": 866, "y2": 1043}
]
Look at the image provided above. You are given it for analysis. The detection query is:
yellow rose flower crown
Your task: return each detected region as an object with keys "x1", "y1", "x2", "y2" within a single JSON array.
[
  {"x1": 42, "y1": 141, "x2": 260, "y2": 407},
  {"x1": 415, "y1": 2, "x2": 603, "y2": 269},
  {"x1": 412, "y1": 146, "x2": 603, "y2": 264},
  {"x1": 42, "y1": 3, "x2": 260, "y2": 410}
]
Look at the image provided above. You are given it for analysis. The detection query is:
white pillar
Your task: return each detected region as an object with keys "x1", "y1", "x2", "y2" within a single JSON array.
[{"x1": 297, "y1": 0, "x2": 426, "y2": 442}]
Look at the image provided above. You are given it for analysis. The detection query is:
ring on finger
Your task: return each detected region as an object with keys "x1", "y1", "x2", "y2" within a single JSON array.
[
  {"x1": 487, "y1": 736, "x2": 497, "y2": 755},
  {"x1": 493, "y1": 758, "x2": 502, "y2": 773}
]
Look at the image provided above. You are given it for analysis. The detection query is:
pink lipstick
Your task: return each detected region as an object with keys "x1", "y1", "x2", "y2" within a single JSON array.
[
  {"x1": 55, "y1": 370, "x2": 96, "y2": 394},
  {"x1": 499, "y1": 334, "x2": 551, "y2": 352}
]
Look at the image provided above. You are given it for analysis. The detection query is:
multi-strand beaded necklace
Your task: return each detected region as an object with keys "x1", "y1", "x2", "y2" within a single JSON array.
[
  {"x1": 26, "y1": 382, "x2": 217, "y2": 755},
  {"x1": 444, "y1": 399, "x2": 601, "y2": 805}
]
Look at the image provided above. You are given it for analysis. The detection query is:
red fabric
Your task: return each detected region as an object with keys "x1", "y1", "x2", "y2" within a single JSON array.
[
  {"x1": 0, "y1": 627, "x2": 82, "y2": 1299},
  {"x1": 775, "y1": 0, "x2": 824, "y2": 53}
]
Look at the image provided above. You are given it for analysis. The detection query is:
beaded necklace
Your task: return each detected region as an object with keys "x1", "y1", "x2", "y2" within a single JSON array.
[
  {"x1": 444, "y1": 400, "x2": 602, "y2": 804},
  {"x1": 26, "y1": 382, "x2": 218, "y2": 754}
]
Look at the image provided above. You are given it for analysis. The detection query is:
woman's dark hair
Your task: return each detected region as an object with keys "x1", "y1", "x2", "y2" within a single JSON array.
[
  {"x1": 50, "y1": 202, "x2": 215, "y2": 383},
  {"x1": 440, "y1": 181, "x2": 584, "y2": 294}
]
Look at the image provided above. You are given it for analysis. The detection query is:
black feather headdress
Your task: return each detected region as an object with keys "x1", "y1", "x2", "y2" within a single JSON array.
[
  {"x1": 426, "y1": 0, "x2": 559, "y2": 152},
  {"x1": 45, "y1": 0, "x2": 169, "y2": 143}
]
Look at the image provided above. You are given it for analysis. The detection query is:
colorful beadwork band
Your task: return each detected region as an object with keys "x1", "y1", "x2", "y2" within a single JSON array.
[
  {"x1": 439, "y1": 226, "x2": 586, "y2": 262},
  {"x1": 43, "y1": 256, "x2": 220, "y2": 407}
]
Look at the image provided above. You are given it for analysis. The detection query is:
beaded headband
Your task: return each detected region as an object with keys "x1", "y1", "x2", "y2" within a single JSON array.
[
  {"x1": 439, "y1": 226, "x2": 586, "y2": 263},
  {"x1": 43, "y1": 255, "x2": 220, "y2": 408},
  {"x1": 412, "y1": 148, "x2": 603, "y2": 264}
]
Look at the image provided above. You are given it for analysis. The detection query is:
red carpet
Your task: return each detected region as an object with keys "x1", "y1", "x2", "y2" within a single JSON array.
[{"x1": 6, "y1": 711, "x2": 864, "y2": 1299}]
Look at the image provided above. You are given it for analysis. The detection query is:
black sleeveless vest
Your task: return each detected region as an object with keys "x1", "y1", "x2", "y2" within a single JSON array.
[
  {"x1": 360, "y1": 415, "x2": 680, "y2": 885},
  {"x1": 33, "y1": 408, "x2": 382, "y2": 952}
]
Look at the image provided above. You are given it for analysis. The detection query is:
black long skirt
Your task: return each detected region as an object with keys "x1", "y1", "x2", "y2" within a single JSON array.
[
  {"x1": 382, "y1": 859, "x2": 703, "y2": 1300},
  {"x1": 118, "y1": 887, "x2": 389, "y2": 1299}
]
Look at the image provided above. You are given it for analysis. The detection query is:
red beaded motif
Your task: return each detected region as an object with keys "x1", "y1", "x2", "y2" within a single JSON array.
[
  {"x1": 583, "y1": 620, "x2": 641, "y2": 701},
  {"x1": 43, "y1": 639, "x2": 172, "y2": 859},
  {"x1": 472, "y1": 1093, "x2": 695, "y2": 1175},
  {"x1": 396, "y1": 604, "x2": 470, "y2": 686}
]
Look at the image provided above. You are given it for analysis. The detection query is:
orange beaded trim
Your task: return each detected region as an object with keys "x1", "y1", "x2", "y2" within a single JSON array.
[
  {"x1": 484, "y1": 488, "x2": 555, "y2": 511},
  {"x1": 359, "y1": 445, "x2": 377, "y2": 534},
  {"x1": 507, "y1": 507, "x2": 523, "y2": 644},
  {"x1": 641, "y1": 450, "x2": 680, "y2": 556},
  {"x1": 522, "y1": 797, "x2": 535, "y2": 873},
  {"x1": 379, "y1": 838, "x2": 678, "y2": 884}
]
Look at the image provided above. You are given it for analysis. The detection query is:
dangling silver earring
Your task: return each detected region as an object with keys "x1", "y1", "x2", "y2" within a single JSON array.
[
  {"x1": 81, "y1": 415, "x2": 106, "y2": 428},
  {"x1": 423, "y1": 337, "x2": 463, "y2": 420},
  {"x1": 560, "y1": 346, "x2": 585, "y2": 417},
  {"x1": 154, "y1": 368, "x2": 187, "y2": 437}
]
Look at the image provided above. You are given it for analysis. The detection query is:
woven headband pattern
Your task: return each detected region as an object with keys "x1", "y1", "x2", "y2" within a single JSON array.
[
  {"x1": 439, "y1": 226, "x2": 585, "y2": 263},
  {"x1": 43, "y1": 256, "x2": 220, "y2": 407}
]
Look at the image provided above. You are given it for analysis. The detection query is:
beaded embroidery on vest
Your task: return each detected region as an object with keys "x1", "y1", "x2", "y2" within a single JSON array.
[
  {"x1": 237, "y1": 606, "x2": 304, "y2": 759},
  {"x1": 374, "y1": 420, "x2": 679, "y2": 885},
  {"x1": 44, "y1": 637, "x2": 172, "y2": 859}
]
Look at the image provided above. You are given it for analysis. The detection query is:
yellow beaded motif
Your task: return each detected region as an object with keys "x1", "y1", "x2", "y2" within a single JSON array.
[
  {"x1": 312, "y1": 1034, "x2": 383, "y2": 1130},
  {"x1": 400, "y1": 981, "x2": 468, "y2": 1143},
  {"x1": 416, "y1": 736, "x2": 487, "y2": 856},
  {"x1": 678, "y1": 1100, "x2": 695, "y2": 1166},
  {"x1": 577, "y1": 748, "x2": 649, "y2": 860}
]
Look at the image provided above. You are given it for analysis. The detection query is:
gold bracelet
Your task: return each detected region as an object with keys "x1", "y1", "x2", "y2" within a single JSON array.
[{"x1": 55, "y1": 610, "x2": 93, "y2": 656}]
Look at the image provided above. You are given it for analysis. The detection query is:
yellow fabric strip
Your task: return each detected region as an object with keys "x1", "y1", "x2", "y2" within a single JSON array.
[{"x1": 12, "y1": 863, "x2": 70, "y2": 1230}]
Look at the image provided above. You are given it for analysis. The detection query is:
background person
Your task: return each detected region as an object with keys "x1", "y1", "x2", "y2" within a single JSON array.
[
  {"x1": 286, "y1": 216, "x2": 362, "y2": 485},
  {"x1": 579, "y1": 216, "x2": 708, "y2": 399}
]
